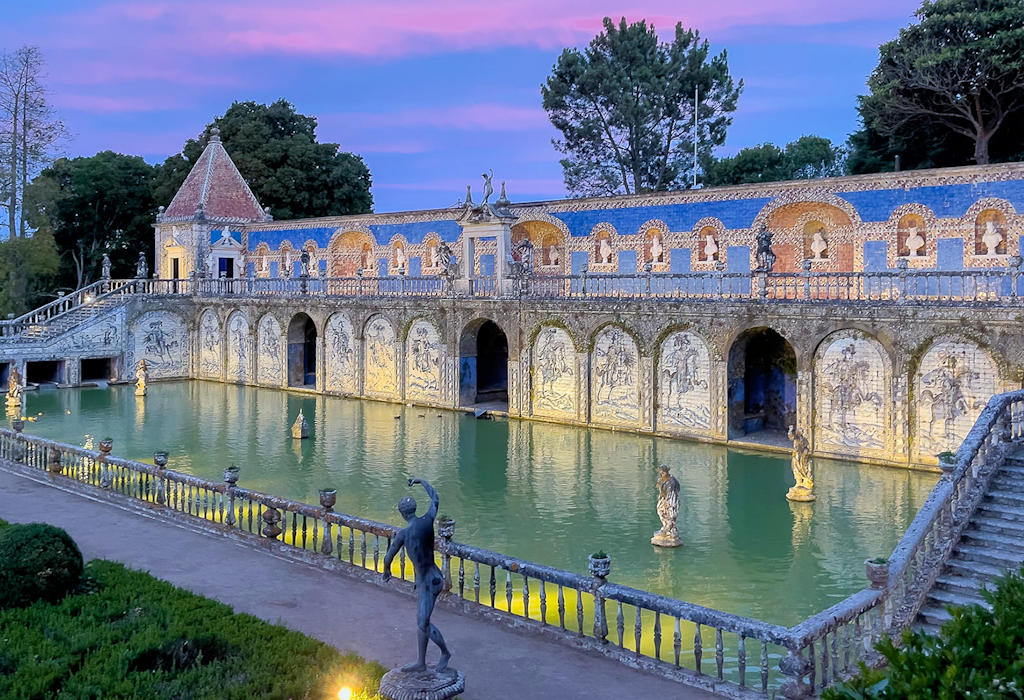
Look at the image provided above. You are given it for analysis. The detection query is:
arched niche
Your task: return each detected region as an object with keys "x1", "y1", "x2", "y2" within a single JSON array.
[
  {"x1": 256, "y1": 313, "x2": 284, "y2": 385},
  {"x1": 324, "y1": 313, "x2": 357, "y2": 393},
  {"x1": 286, "y1": 313, "x2": 317, "y2": 387},
  {"x1": 590, "y1": 325, "x2": 640, "y2": 425},
  {"x1": 225, "y1": 311, "x2": 249, "y2": 383},
  {"x1": 328, "y1": 231, "x2": 375, "y2": 276},
  {"x1": 198, "y1": 309, "x2": 223, "y2": 379},
  {"x1": 657, "y1": 330, "x2": 711, "y2": 432},
  {"x1": 531, "y1": 325, "x2": 578, "y2": 419},
  {"x1": 459, "y1": 318, "x2": 509, "y2": 407},
  {"x1": 897, "y1": 214, "x2": 927, "y2": 258},
  {"x1": 813, "y1": 331, "x2": 890, "y2": 454},
  {"x1": 975, "y1": 209, "x2": 1008, "y2": 256},
  {"x1": 511, "y1": 220, "x2": 565, "y2": 272},
  {"x1": 363, "y1": 315, "x2": 398, "y2": 398}
]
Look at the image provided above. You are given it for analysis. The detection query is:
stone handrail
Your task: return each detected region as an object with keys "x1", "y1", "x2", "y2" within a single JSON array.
[
  {"x1": 0, "y1": 279, "x2": 131, "y2": 338},
  {"x1": 777, "y1": 389, "x2": 1024, "y2": 697}
]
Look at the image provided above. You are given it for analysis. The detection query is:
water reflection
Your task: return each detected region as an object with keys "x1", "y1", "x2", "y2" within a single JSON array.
[{"x1": 21, "y1": 381, "x2": 935, "y2": 626}]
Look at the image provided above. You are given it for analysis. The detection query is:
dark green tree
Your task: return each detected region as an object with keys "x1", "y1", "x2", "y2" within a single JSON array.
[
  {"x1": 850, "y1": 0, "x2": 1024, "y2": 171},
  {"x1": 25, "y1": 151, "x2": 156, "y2": 289},
  {"x1": 703, "y1": 136, "x2": 847, "y2": 186},
  {"x1": 154, "y1": 100, "x2": 373, "y2": 219},
  {"x1": 542, "y1": 17, "x2": 742, "y2": 196},
  {"x1": 0, "y1": 228, "x2": 59, "y2": 317}
]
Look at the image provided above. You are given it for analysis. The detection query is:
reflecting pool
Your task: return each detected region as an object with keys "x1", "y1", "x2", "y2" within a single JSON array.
[{"x1": 22, "y1": 381, "x2": 935, "y2": 627}]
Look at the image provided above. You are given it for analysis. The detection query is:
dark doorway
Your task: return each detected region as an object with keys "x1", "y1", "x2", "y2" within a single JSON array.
[
  {"x1": 26, "y1": 360, "x2": 65, "y2": 386},
  {"x1": 727, "y1": 328, "x2": 797, "y2": 440},
  {"x1": 218, "y1": 258, "x2": 234, "y2": 278},
  {"x1": 287, "y1": 313, "x2": 317, "y2": 387},
  {"x1": 80, "y1": 357, "x2": 114, "y2": 383},
  {"x1": 459, "y1": 319, "x2": 509, "y2": 407}
]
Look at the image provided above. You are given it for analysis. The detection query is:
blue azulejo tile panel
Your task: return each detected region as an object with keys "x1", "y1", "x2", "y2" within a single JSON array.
[
  {"x1": 839, "y1": 179, "x2": 1024, "y2": 222},
  {"x1": 369, "y1": 220, "x2": 462, "y2": 244},
  {"x1": 209, "y1": 229, "x2": 242, "y2": 245},
  {"x1": 249, "y1": 227, "x2": 336, "y2": 249},
  {"x1": 937, "y1": 238, "x2": 964, "y2": 270},
  {"x1": 863, "y1": 241, "x2": 888, "y2": 271},
  {"x1": 669, "y1": 247, "x2": 691, "y2": 273},
  {"x1": 550, "y1": 198, "x2": 773, "y2": 237}
]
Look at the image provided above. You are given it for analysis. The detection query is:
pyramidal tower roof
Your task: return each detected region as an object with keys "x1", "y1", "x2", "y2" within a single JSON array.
[{"x1": 163, "y1": 128, "x2": 267, "y2": 222}]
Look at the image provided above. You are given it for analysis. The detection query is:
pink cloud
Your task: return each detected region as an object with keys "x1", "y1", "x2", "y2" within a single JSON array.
[
  {"x1": 51, "y1": 93, "x2": 176, "y2": 113},
  {"x1": 323, "y1": 104, "x2": 549, "y2": 132}
]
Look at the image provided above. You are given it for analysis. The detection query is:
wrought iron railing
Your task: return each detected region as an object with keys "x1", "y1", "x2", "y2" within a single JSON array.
[{"x1": 0, "y1": 389, "x2": 1021, "y2": 697}]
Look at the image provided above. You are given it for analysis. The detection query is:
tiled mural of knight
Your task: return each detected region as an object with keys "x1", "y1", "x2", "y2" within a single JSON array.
[
  {"x1": 128, "y1": 311, "x2": 189, "y2": 379},
  {"x1": 325, "y1": 313, "x2": 357, "y2": 394},
  {"x1": 198, "y1": 310, "x2": 223, "y2": 379},
  {"x1": 814, "y1": 333, "x2": 889, "y2": 453},
  {"x1": 256, "y1": 313, "x2": 283, "y2": 385},
  {"x1": 591, "y1": 326, "x2": 640, "y2": 424},
  {"x1": 915, "y1": 340, "x2": 997, "y2": 457},
  {"x1": 532, "y1": 326, "x2": 577, "y2": 419},
  {"x1": 406, "y1": 319, "x2": 443, "y2": 403},
  {"x1": 657, "y1": 331, "x2": 711, "y2": 432},
  {"x1": 364, "y1": 315, "x2": 398, "y2": 399}
]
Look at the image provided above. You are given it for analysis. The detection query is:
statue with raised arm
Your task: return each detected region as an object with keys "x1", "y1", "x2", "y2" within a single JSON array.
[
  {"x1": 786, "y1": 425, "x2": 815, "y2": 502},
  {"x1": 651, "y1": 465, "x2": 683, "y2": 547},
  {"x1": 481, "y1": 170, "x2": 494, "y2": 205},
  {"x1": 380, "y1": 478, "x2": 464, "y2": 699}
]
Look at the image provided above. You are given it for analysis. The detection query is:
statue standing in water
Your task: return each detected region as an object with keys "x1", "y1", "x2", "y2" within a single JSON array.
[
  {"x1": 786, "y1": 425, "x2": 816, "y2": 502},
  {"x1": 134, "y1": 359, "x2": 148, "y2": 396},
  {"x1": 5, "y1": 366, "x2": 23, "y2": 409},
  {"x1": 651, "y1": 465, "x2": 683, "y2": 547},
  {"x1": 380, "y1": 478, "x2": 464, "y2": 700}
]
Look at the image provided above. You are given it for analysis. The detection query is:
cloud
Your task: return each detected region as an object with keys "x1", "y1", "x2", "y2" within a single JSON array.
[
  {"x1": 323, "y1": 104, "x2": 549, "y2": 133},
  {"x1": 51, "y1": 93, "x2": 177, "y2": 113}
]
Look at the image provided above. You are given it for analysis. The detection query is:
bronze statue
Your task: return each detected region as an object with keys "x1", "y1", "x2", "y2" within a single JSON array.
[
  {"x1": 651, "y1": 465, "x2": 683, "y2": 547},
  {"x1": 786, "y1": 425, "x2": 815, "y2": 502},
  {"x1": 383, "y1": 478, "x2": 452, "y2": 672}
]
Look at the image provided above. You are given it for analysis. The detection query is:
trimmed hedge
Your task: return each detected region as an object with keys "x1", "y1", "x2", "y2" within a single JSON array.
[
  {"x1": 0, "y1": 522, "x2": 84, "y2": 608},
  {"x1": 0, "y1": 559, "x2": 385, "y2": 699},
  {"x1": 825, "y1": 566, "x2": 1024, "y2": 699}
]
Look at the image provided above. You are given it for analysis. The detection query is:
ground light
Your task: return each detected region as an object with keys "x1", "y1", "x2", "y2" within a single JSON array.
[{"x1": 337, "y1": 686, "x2": 352, "y2": 700}]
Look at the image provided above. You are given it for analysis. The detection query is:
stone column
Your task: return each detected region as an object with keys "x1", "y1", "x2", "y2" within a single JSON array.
[
  {"x1": 708, "y1": 354, "x2": 729, "y2": 440},
  {"x1": 576, "y1": 352, "x2": 589, "y2": 423},
  {"x1": 639, "y1": 355, "x2": 654, "y2": 431}
]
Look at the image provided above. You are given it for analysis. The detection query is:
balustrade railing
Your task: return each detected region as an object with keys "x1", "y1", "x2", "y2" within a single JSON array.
[{"x1": 1, "y1": 388, "x2": 1021, "y2": 697}]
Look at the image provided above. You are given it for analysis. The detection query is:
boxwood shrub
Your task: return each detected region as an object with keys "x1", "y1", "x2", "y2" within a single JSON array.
[{"x1": 0, "y1": 522, "x2": 84, "y2": 608}]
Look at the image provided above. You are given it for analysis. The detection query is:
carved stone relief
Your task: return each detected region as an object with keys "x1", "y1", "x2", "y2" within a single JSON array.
[
  {"x1": 590, "y1": 326, "x2": 639, "y2": 424},
  {"x1": 128, "y1": 310, "x2": 189, "y2": 379},
  {"x1": 364, "y1": 315, "x2": 398, "y2": 398},
  {"x1": 915, "y1": 340, "x2": 997, "y2": 456},
  {"x1": 225, "y1": 312, "x2": 249, "y2": 383},
  {"x1": 257, "y1": 313, "x2": 283, "y2": 385},
  {"x1": 657, "y1": 331, "x2": 711, "y2": 431},
  {"x1": 325, "y1": 313, "x2": 357, "y2": 393},
  {"x1": 532, "y1": 326, "x2": 577, "y2": 419},
  {"x1": 198, "y1": 309, "x2": 223, "y2": 379},
  {"x1": 406, "y1": 319, "x2": 443, "y2": 403},
  {"x1": 814, "y1": 334, "x2": 888, "y2": 452}
]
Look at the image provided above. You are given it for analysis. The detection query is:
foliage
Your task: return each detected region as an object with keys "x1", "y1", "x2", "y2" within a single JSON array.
[
  {"x1": 153, "y1": 100, "x2": 373, "y2": 220},
  {"x1": 850, "y1": 0, "x2": 1024, "y2": 170},
  {"x1": 0, "y1": 559, "x2": 385, "y2": 699},
  {"x1": 824, "y1": 566, "x2": 1024, "y2": 699},
  {"x1": 25, "y1": 151, "x2": 156, "y2": 289},
  {"x1": 542, "y1": 17, "x2": 742, "y2": 196},
  {"x1": 702, "y1": 135, "x2": 848, "y2": 186},
  {"x1": 0, "y1": 523, "x2": 83, "y2": 608},
  {"x1": 0, "y1": 226, "x2": 58, "y2": 317}
]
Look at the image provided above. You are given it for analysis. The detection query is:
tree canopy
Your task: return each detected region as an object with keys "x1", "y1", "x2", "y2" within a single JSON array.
[
  {"x1": 542, "y1": 17, "x2": 742, "y2": 196},
  {"x1": 0, "y1": 229, "x2": 58, "y2": 317},
  {"x1": 702, "y1": 136, "x2": 847, "y2": 187},
  {"x1": 850, "y1": 0, "x2": 1024, "y2": 171},
  {"x1": 25, "y1": 151, "x2": 156, "y2": 289},
  {"x1": 153, "y1": 100, "x2": 373, "y2": 219}
]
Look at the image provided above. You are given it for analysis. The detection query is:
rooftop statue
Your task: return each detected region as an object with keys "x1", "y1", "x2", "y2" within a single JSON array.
[{"x1": 481, "y1": 169, "x2": 494, "y2": 205}]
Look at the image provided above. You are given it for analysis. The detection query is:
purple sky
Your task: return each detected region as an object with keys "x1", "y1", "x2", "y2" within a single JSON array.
[{"x1": 3, "y1": 1, "x2": 922, "y2": 213}]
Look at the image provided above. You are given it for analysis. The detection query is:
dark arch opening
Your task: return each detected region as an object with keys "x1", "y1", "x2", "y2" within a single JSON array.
[
  {"x1": 287, "y1": 313, "x2": 317, "y2": 387},
  {"x1": 459, "y1": 319, "x2": 508, "y2": 408},
  {"x1": 727, "y1": 328, "x2": 796, "y2": 443}
]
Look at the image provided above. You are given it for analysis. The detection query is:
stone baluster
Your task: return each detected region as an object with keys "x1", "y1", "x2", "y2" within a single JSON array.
[
  {"x1": 98, "y1": 437, "x2": 113, "y2": 487},
  {"x1": 438, "y1": 516, "x2": 455, "y2": 593},
  {"x1": 356, "y1": 268, "x2": 364, "y2": 297},
  {"x1": 802, "y1": 259, "x2": 812, "y2": 299},
  {"x1": 154, "y1": 450, "x2": 168, "y2": 504},
  {"x1": 778, "y1": 645, "x2": 813, "y2": 698},
  {"x1": 643, "y1": 262, "x2": 653, "y2": 297},
  {"x1": 588, "y1": 553, "x2": 610, "y2": 643},
  {"x1": 320, "y1": 488, "x2": 336, "y2": 556},
  {"x1": 580, "y1": 264, "x2": 589, "y2": 297},
  {"x1": 1010, "y1": 255, "x2": 1022, "y2": 299},
  {"x1": 224, "y1": 465, "x2": 240, "y2": 526},
  {"x1": 399, "y1": 267, "x2": 406, "y2": 296}
]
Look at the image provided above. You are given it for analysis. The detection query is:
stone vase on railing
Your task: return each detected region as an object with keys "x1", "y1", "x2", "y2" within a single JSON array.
[
  {"x1": 153, "y1": 450, "x2": 168, "y2": 504},
  {"x1": 865, "y1": 558, "x2": 890, "y2": 589},
  {"x1": 588, "y1": 552, "x2": 611, "y2": 643},
  {"x1": 319, "y1": 488, "x2": 336, "y2": 556},
  {"x1": 937, "y1": 452, "x2": 956, "y2": 475},
  {"x1": 224, "y1": 465, "x2": 240, "y2": 527}
]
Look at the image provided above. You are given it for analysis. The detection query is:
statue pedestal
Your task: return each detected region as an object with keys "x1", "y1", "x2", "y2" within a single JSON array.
[
  {"x1": 651, "y1": 530, "x2": 683, "y2": 548},
  {"x1": 379, "y1": 667, "x2": 465, "y2": 700},
  {"x1": 786, "y1": 486, "x2": 816, "y2": 502}
]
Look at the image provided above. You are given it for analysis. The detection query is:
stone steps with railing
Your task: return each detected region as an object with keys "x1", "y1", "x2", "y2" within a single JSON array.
[{"x1": 914, "y1": 452, "x2": 1024, "y2": 637}]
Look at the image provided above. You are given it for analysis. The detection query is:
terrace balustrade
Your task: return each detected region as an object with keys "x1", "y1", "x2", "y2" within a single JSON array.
[{"x1": 2, "y1": 387, "x2": 1021, "y2": 697}]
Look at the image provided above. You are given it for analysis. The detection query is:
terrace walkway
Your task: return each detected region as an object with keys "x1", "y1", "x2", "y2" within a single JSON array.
[{"x1": 0, "y1": 466, "x2": 710, "y2": 700}]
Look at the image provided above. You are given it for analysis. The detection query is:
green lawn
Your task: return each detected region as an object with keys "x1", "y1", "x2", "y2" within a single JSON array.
[{"x1": 0, "y1": 517, "x2": 385, "y2": 699}]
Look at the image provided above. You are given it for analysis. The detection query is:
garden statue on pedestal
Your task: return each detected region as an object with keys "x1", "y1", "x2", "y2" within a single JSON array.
[
  {"x1": 101, "y1": 254, "x2": 111, "y2": 280},
  {"x1": 651, "y1": 465, "x2": 683, "y2": 547},
  {"x1": 379, "y1": 478, "x2": 464, "y2": 700},
  {"x1": 134, "y1": 360, "x2": 148, "y2": 397},
  {"x1": 5, "y1": 366, "x2": 23, "y2": 410},
  {"x1": 786, "y1": 425, "x2": 816, "y2": 502},
  {"x1": 136, "y1": 252, "x2": 148, "y2": 279}
]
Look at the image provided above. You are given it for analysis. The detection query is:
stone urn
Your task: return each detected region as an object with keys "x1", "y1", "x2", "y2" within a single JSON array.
[
  {"x1": 437, "y1": 517, "x2": 455, "y2": 539},
  {"x1": 224, "y1": 465, "x2": 240, "y2": 486},
  {"x1": 11, "y1": 418, "x2": 24, "y2": 433},
  {"x1": 588, "y1": 552, "x2": 611, "y2": 580},
  {"x1": 98, "y1": 438, "x2": 113, "y2": 456},
  {"x1": 261, "y1": 507, "x2": 283, "y2": 539},
  {"x1": 319, "y1": 488, "x2": 337, "y2": 511},
  {"x1": 937, "y1": 452, "x2": 956, "y2": 475},
  {"x1": 865, "y1": 558, "x2": 890, "y2": 589},
  {"x1": 153, "y1": 451, "x2": 168, "y2": 469}
]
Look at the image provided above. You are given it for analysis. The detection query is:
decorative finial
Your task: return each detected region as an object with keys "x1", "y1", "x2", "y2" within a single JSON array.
[
  {"x1": 464, "y1": 184, "x2": 474, "y2": 207},
  {"x1": 495, "y1": 181, "x2": 510, "y2": 209},
  {"x1": 210, "y1": 126, "x2": 221, "y2": 143}
]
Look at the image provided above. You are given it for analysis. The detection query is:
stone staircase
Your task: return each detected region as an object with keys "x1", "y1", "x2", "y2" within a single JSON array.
[
  {"x1": 9, "y1": 295, "x2": 126, "y2": 343},
  {"x1": 916, "y1": 451, "x2": 1024, "y2": 635}
]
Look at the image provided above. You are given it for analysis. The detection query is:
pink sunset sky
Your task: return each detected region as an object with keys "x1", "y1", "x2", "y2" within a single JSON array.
[{"x1": 3, "y1": 0, "x2": 922, "y2": 211}]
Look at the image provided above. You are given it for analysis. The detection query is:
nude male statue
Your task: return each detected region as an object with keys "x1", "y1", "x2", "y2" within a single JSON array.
[{"x1": 382, "y1": 478, "x2": 452, "y2": 673}]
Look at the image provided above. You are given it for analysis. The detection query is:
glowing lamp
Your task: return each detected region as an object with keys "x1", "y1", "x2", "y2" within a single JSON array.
[{"x1": 338, "y1": 688, "x2": 353, "y2": 700}]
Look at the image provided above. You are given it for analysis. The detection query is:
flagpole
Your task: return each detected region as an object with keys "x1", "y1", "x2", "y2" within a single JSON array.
[{"x1": 693, "y1": 86, "x2": 698, "y2": 187}]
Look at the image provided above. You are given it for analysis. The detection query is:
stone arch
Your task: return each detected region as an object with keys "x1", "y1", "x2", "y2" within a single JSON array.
[
  {"x1": 758, "y1": 199, "x2": 857, "y2": 272},
  {"x1": 459, "y1": 317, "x2": 509, "y2": 406},
  {"x1": 324, "y1": 312, "x2": 357, "y2": 394},
  {"x1": 640, "y1": 219, "x2": 669, "y2": 266},
  {"x1": 328, "y1": 230, "x2": 375, "y2": 277},
  {"x1": 511, "y1": 220, "x2": 566, "y2": 272},
  {"x1": 812, "y1": 330, "x2": 891, "y2": 455},
  {"x1": 406, "y1": 317, "x2": 445, "y2": 404},
  {"x1": 896, "y1": 212, "x2": 929, "y2": 258},
  {"x1": 128, "y1": 310, "x2": 190, "y2": 379},
  {"x1": 197, "y1": 309, "x2": 223, "y2": 379},
  {"x1": 753, "y1": 194, "x2": 861, "y2": 231},
  {"x1": 531, "y1": 324, "x2": 579, "y2": 420},
  {"x1": 727, "y1": 327, "x2": 797, "y2": 440},
  {"x1": 363, "y1": 314, "x2": 398, "y2": 399},
  {"x1": 256, "y1": 312, "x2": 284, "y2": 386},
  {"x1": 389, "y1": 235, "x2": 409, "y2": 274},
  {"x1": 225, "y1": 310, "x2": 250, "y2": 384},
  {"x1": 590, "y1": 324, "x2": 641, "y2": 425},
  {"x1": 913, "y1": 336, "x2": 999, "y2": 459},
  {"x1": 422, "y1": 233, "x2": 442, "y2": 272},
  {"x1": 286, "y1": 313, "x2": 317, "y2": 387},
  {"x1": 656, "y1": 329, "x2": 712, "y2": 433},
  {"x1": 974, "y1": 208, "x2": 1009, "y2": 256},
  {"x1": 589, "y1": 223, "x2": 618, "y2": 269}
]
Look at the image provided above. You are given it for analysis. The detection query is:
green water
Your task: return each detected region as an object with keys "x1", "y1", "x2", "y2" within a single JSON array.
[{"x1": 22, "y1": 381, "x2": 935, "y2": 627}]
